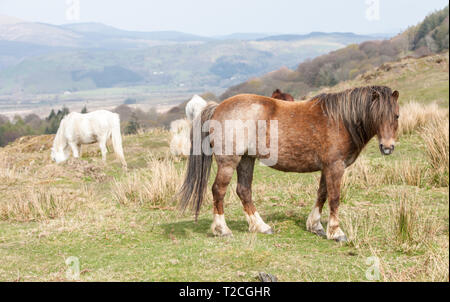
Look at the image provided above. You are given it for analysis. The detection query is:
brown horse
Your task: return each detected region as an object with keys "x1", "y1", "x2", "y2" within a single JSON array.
[
  {"x1": 271, "y1": 89, "x2": 295, "y2": 102},
  {"x1": 179, "y1": 86, "x2": 399, "y2": 242}
]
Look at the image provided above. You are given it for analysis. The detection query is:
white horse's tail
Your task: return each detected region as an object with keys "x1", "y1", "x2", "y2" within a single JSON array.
[{"x1": 111, "y1": 114, "x2": 127, "y2": 170}]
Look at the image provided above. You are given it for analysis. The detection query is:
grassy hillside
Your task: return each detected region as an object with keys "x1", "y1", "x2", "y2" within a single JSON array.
[
  {"x1": 221, "y1": 5, "x2": 449, "y2": 100},
  {"x1": 0, "y1": 52, "x2": 448, "y2": 281},
  {"x1": 310, "y1": 52, "x2": 449, "y2": 106}
]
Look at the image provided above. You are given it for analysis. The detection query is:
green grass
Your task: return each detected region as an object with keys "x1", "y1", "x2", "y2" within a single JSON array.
[{"x1": 0, "y1": 127, "x2": 448, "y2": 281}]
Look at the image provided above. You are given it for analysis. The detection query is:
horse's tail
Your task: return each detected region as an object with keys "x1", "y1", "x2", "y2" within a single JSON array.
[
  {"x1": 111, "y1": 113, "x2": 127, "y2": 170},
  {"x1": 178, "y1": 102, "x2": 218, "y2": 220}
]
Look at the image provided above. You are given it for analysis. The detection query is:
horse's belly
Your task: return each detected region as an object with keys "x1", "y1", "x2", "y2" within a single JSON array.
[
  {"x1": 268, "y1": 156, "x2": 321, "y2": 173},
  {"x1": 80, "y1": 136, "x2": 97, "y2": 144},
  {"x1": 257, "y1": 136, "x2": 322, "y2": 172}
]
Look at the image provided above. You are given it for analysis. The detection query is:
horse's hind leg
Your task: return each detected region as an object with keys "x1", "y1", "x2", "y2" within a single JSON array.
[
  {"x1": 306, "y1": 173, "x2": 327, "y2": 237},
  {"x1": 211, "y1": 155, "x2": 240, "y2": 237},
  {"x1": 236, "y1": 156, "x2": 273, "y2": 234}
]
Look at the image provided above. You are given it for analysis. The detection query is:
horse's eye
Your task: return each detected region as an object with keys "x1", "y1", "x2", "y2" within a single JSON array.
[{"x1": 395, "y1": 114, "x2": 399, "y2": 120}]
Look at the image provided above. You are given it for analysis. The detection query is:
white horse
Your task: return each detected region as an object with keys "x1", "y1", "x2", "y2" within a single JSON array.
[
  {"x1": 185, "y1": 94, "x2": 207, "y2": 122},
  {"x1": 51, "y1": 110, "x2": 127, "y2": 169},
  {"x1": 169, "y1": 118, "x2": 191, "y2": 156}
]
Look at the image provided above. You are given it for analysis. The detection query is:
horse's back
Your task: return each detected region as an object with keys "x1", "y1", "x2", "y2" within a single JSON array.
[
  {"x1": 84, "y1": 110, "x2": 120, "y2": 127},
  {"x1": 214, "y1": 94, "x2": 298, "y2": 121},
  {"x1": 64, "y1": 110, "x2": 120, "y2": 143}
]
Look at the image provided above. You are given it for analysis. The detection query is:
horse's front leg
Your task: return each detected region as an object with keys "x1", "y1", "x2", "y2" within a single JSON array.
[
  {"x1": 324, "y1": 161, "x2": 347, "y2": 242},
  {"x1": 306, "y1": 173, "x2": 327, "y2": 237},
  {"x1": 99, "y1": 139, "x2": 107, "y2": 161},
  {"x1": 69, "y1": 141, "x2": 80, "y2": 158}
]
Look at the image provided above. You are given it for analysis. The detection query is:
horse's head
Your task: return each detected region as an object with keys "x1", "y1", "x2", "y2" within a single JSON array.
[
  {"x1": 376, "y1": 90, "x2": 399, "y2": 156},
  {"x1": 51, "y1": 145, "x2": 70, "y2": 163},
  {"x1": 271, "y1": 89, "x2": 281, "y2": 99},
  {"x1": 272, "y1": 89, "x2": 294, "y2": 102}
]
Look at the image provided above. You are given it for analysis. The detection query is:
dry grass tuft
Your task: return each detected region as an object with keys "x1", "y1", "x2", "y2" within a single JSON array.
[
  {"x1": 0, "y1": 155, "x2": 21, "y2": 184},
  {"x1": 0, "y1": 187, "x2": 83, "y2": 222},
  {"x1": 420, "y1": 116, "x2": 449, "y2": 186},
  {"x1": 3, "y1": 135, "x2": 54, "y2": 153},
  {"x1": 398, "y1": 102, "x2": 448, "y2": 136},
  {"x1": 381, "y1": 160, "x2": 428, "y2": 187},
  {"x1": 111, "y1": 155, "x2": 184, "y2": 207}
]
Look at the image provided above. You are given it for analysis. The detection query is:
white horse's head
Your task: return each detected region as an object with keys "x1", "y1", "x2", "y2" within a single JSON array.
[{"x1": 51, "y1": 145, "x2": 70, "y2": 163}]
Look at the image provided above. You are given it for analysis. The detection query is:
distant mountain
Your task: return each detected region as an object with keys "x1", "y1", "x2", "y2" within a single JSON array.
[
  {"x1": 0, "y1": 18, "x2": 215, "y2": 71},
  {"x1": 214, "y1": 33, "x2": 273, "y2": 40},
  {"x1": 259, "y1": 32, "x2": 374, "y2": 41},
  {"x1": 0, "y1": 17, "x2": 210, "y2": 50},
  {"x1": 62, "y1": 22, "x2": 211, "y2": 42},
  {"x1": 0, "y1": 15, "x2": 24, "y2": 25},
  {"x1": 221, "y1": 5, "x2": 449, "y2": 100},
  {"x1": 0, "y1": 21, "x2": 83, "y2": 47},
  {"x1": 0, "y1": 15, "x2": 394, "y2": 94}
]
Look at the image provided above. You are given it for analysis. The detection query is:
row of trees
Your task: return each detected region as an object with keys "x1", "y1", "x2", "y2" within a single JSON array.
[
  {"x1": 0, "y1": 97, "x2": 195, "y2": 146},
  {"x1": 0, "y1": 107, "x2": 71, "y2": 147}
]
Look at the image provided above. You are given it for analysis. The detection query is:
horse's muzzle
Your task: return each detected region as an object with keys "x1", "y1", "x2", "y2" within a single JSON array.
[{"x1": 379, "y1": 144, "x2": 394, "y2": 155}]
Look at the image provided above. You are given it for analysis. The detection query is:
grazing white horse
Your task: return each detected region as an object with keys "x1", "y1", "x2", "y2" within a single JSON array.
[
  {"x1": 51, "y1": 110, "x2": 127, "y2": 169},
  {"x1": 169, "y1": 118, "x2": 191, "y2": 156},
  {"x1": 185, "y1": 94, "x2": 207, "y2": 122}
]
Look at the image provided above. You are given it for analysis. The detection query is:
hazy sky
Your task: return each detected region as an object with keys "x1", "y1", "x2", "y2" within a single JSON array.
[{"x1": 0, "y1": 0, "x2": 448, "y2": 36}]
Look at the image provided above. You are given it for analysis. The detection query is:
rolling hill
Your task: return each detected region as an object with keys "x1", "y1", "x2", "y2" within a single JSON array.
[
  {"x1": 0, "y1": 15, "x2": 388, "y2": 95},
  {"x1": 221, "y1": 5, "x2": 449, "y2": 100}
]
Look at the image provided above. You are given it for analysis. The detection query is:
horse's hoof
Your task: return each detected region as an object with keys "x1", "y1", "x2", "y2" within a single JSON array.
[
  {"x1": 262, "y1": 228, "x2": 274, "y2": 235},
  {"x1": 334, "y1": 235, "x2": 347, "y2": 243},
  {"x1": 313, "y1": 229, "x2": 327, "y2": 238},
  {"x1": 213, "y1": 229, "x2": 233, "y2": 237}
]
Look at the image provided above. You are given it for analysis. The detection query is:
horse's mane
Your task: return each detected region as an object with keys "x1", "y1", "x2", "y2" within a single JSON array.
[{"x1": 312, "y1": 86, "x2": 397, "y2": 151}]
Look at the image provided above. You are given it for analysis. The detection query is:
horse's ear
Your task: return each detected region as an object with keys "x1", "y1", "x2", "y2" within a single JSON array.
[{"x1": 392, "y1": 90, "x2": 399, "y2": 101}]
